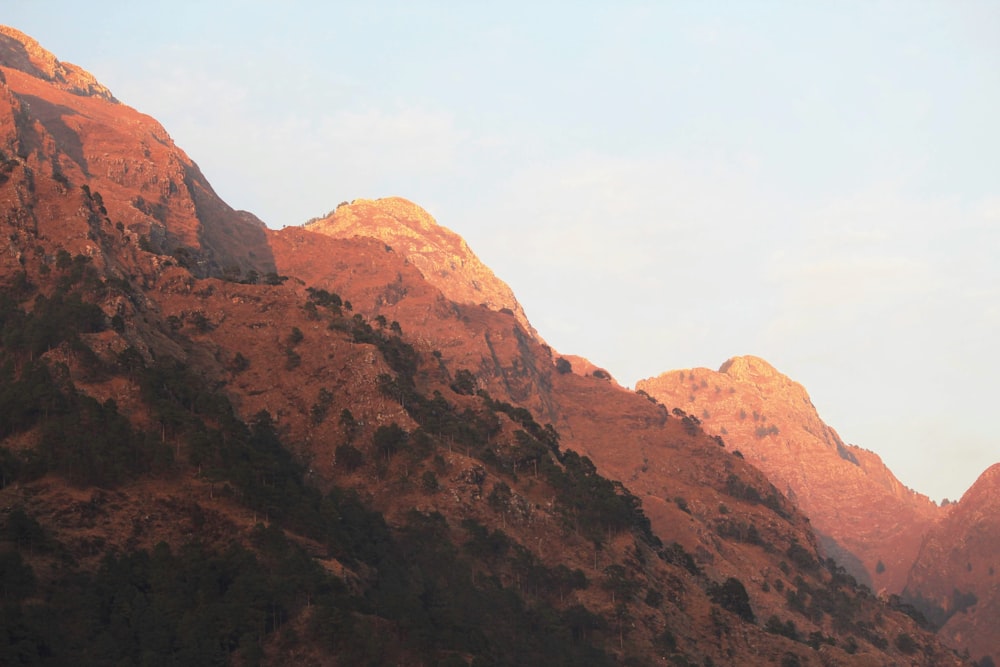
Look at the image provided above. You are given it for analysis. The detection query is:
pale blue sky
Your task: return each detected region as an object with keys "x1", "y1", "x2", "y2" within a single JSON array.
[{"x1": 6, "y1": 1, "x2": 999, "y2": 503}]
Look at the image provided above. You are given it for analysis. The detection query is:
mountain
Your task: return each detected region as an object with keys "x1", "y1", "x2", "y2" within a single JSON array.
[
  {"x1": 0, "y1": 25, "x2": 273, "y2": 282},
  {"x1": 305, "y1": 198, "x2": 536, "y2": 337},
  {"x1": 638, "y1": 356, "x2": 999, "y2": 665},
  {"x1": 636, "y1": 355, "x2": 943, "y2": 594},
  {"x1": 0, "y1": 26, "x2": 973, "y2": 666},
  {"x1": 903, "y1": 464, "x2": 1000, "y2": 665}
]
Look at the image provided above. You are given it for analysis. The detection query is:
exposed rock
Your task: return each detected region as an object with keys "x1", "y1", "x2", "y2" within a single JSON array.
[
  {"x1": 0, "y1": 25, "x2": 273, "y2": 280},
  {"x1": 637, "y1": 355, "x2": 943, "y2": 594},
  {"x1": 0, "y1": 26, "x2": 117, "y2": 101},
  {"x1": 305, "y1": 197, "x2": 537, "y2": 337},
  {"x1": 904, "y1": 464, "x2": 1000, "y2": 663}
]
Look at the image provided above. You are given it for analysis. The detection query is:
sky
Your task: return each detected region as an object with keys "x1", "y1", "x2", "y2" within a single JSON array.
[{"x1": 6, "y1": 1, "x2": 999, "y2": 503}]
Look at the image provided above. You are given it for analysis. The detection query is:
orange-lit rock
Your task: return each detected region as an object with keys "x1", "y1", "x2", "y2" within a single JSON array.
[
  {"x1": 306, "y1": 197, "x2": 536, "y2": 337},
  {"x1": 905, "y1": 464, "x2": 1000, "y2": 663},
  {"x1": 0, "y1": 26, "x2": 273, "y2": 281},
  {"x1": 637, "y1": 355, "x2": 943, "y2": 594}
]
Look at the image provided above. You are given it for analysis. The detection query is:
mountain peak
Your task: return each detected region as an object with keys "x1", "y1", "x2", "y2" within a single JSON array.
[
  {"x1": 719, "y1": 354, "x2": 781, "y2": 381},
  {"x1": 305, "y1": 197, "x2": 537, "y2": 335},
  {"x1": 0, "y1": 26, "x2": 273, "y2": 280},
  {"x1": 637, "y1": 356, "x2": 942, "y2": 594},
  {"x1": 326, "y1": 196, "x2": 439, "y2": 232},
  {"x1": 716, "y1": 355, "x2": 822, "y2": 413},
  {"x1": 958, "y1": 461, "x2": 1000, "y2": 505},
  {"x1": 0, "y1": 25, "x2": 116, "y2": 101}
]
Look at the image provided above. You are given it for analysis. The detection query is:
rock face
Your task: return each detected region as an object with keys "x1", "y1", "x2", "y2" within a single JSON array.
[
  {"x1": 904, "y1": 464, "x2": 1000, "y2": 664},
  {"x1": 305, "y1": 198, "x2": 536, "y2": 336},
  {"x1": 0, "y1": 26, "x2": 116, "y2": 101},
  {"x1": 637, "y1": 355, "x2": 943, "y2": 594},
  {"x1": 0, "y1": 26, "x2": 273, "y2": 281}
]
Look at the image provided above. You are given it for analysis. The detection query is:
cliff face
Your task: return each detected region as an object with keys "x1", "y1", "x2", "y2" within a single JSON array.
[
  {"x1": 904, "y1": 464, "x2": 1000, "y2": 664},
  {"x1": 0, "y1": 25, "x2": 975, "y2": 666},
  {"x1": 636, "y1": 355, "x2": 943, "y2": 594}
]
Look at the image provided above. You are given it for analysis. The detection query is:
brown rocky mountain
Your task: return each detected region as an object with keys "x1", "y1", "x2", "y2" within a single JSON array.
[
  {"x1": 0, "y1": 25, "x2": 273, "y2": 282},
  {"x1": 305, "y1": 198, "x2": 536, "y2": 337},
  {"x1": 638, "y1": 356, "x2": 999, "y2": 664},
  {"x1": 903, "y1": 464, "x2": 1000, "y2": 665},
  {"x1": 0, "y1": 26, "x2": 116, "y2": 101},
  {"x1": 636, "y1": 355, "x2": 943, "y2": 594},
  {"x1": 0, "y1": 26, "x2": 974, "y2": 666}
]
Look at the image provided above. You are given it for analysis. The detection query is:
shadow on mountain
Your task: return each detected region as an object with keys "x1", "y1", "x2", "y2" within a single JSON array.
[{"x1": 817, "y1": 529, "x2": 872, "y2": 589}]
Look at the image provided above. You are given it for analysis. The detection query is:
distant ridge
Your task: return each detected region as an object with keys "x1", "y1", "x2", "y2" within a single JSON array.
[{"x1": 637, "y1": 355, "x2": 943, "y2": 594}]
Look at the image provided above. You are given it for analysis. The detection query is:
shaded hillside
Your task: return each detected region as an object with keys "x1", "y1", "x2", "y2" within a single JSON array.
[
  {"x1": 0, "y1": 25, "x2": 972, "y2": 666},
  {"x1": 903, "y1": 464, "x2": 1000, "y2": 666},
  {"x1": 636, "y1": 355, "x2": 943, "y2": 595}
]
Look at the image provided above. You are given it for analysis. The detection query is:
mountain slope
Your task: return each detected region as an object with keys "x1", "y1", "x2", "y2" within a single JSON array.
[
  {"x1": 636, "y1": 355, "x2": 943, "y2": 594},
  {"x1": 0, "y1": 25, "x2": 971, "y2": 666},
  {"x1": 266, "y1": 228, "x2": 963, "y2": 664},
  {"x1": 904, "y1": 464, "x2": 1000, "y2": 665},
  {"x1": 0, "y1": 25, "x2": 273, "y2": 282}
]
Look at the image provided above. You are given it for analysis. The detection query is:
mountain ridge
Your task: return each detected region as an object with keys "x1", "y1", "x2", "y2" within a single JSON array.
[
  {"x1": 0, "y1": 25, "x2": 117, "y2": 101},
  {"x1": 0, "y1": 25, "x2": 984, "y2": 666},
  {"x1": 637, "y1": 355, "x2": 998, "y2": 663},
  {"x1": 637, "y1": 355, "x2": 944, "y2": 592}
]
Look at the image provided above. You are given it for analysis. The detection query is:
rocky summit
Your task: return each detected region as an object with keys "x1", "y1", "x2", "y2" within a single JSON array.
[
  {"x1": 305, "y1": 197, "x2": 536, "y2": 337},
  {"x1": 638, "y1": 356, "x2": 998, "y2": 664},
  {"x1": 0, "y1": 25, "x2": 990, "y2": 666},
  {"x1": 637, "y1": 355, "x2": 943, "y2": 593}
]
